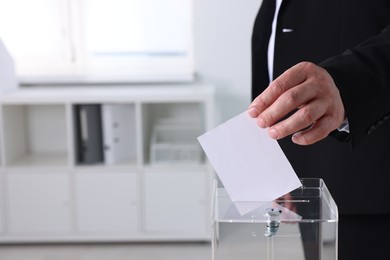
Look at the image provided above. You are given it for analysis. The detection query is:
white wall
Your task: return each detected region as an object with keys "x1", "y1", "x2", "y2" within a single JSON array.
[{"x1": 194, "y1": 0, "x2": 263, "y2": 124}]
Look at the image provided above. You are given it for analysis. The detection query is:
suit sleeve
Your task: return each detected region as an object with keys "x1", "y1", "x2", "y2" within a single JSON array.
[{"x1": 320, "y1": 24, "x2": 390, "y2": 148}]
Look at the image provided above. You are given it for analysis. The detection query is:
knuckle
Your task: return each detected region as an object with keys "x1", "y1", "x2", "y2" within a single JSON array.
[
  {"x1": 282, "y1": 90, "x2": 299, "y2": 108},
  {"x1": 262, "y1": 111, "x2": 275, "y2": 125},
  {"x1": 257, "y1": 95, "x2": 268, "y2": 109},
  {"x1": 301, "y1": 61, "x2": 316, "y2": 72},
  {"x1": 271, "y1": 79, "x2": 287, "y2": 94},
  {"x1": 299, "y1": 107, "x2": 315, "y2": 125},
  {"x1": 276, "y1": 122, "x2": 290, "y2": 137}
]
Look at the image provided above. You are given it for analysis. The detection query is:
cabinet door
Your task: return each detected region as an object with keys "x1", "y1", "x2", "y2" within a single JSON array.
[
  {"x1": 0, "y1": 176, "x2": 3, "y2": 234},
  {"x1": 6, "y1": 173, "x2": 71, "y2": 233},
  {"x1": 144, "y1": 171, "x2": 207, "y2": 233},
  {"x1": 76, "y1": 172, "x2": 138, "y2": 233}
]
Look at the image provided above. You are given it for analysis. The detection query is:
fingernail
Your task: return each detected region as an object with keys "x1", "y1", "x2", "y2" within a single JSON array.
[
  {"x1": 292, "y1": 132, "x2": 301, "y2": 143},
  {"x1": 257, "y1": 117, "x2": 267, "y2": 128},
  {"x1": 269, "y1": 128, "x2": 279, "y2": 139},
  {"x1": 248, "y1": 107, "x2": 259, "y2": 117}
]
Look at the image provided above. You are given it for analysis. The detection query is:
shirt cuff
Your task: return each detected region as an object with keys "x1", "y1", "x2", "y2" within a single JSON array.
[{"x1": 337, "y1": 117, "x2": 350, "y2": 133}]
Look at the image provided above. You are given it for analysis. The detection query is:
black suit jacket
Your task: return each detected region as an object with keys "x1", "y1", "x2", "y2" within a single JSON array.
[{"x1": 252, "y1": 0, "x2": 390, "y2": 214}]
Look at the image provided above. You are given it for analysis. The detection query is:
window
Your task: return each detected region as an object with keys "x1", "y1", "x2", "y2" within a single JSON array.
[{"x1": 0, "y1": 0, "x2": 193, "y2": 84}]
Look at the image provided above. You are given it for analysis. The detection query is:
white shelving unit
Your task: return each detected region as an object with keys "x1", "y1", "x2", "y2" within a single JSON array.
[{"x1": 0, "y1": 84, "x2": 214, "y2": 243}]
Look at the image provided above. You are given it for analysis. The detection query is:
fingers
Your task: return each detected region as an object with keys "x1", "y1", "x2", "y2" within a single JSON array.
[
  {"x1": 249, "y1": 63, "x2": 308, "y2": 117},
  {"x1": 291, "y1": 115, "x2": 336, "y2": 145},
  {"x1": 248, "y1": 62, "x2": 345, "y2": 145},
  {"x1": 267, "y1": 99, "x2": 327, "y2": 140},
  {"x1": 258, "y1": 82, "x2": 318, "y2": 128}
]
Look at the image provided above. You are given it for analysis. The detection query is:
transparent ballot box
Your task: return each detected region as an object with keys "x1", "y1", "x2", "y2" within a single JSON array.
[{"x1": 212, "y1": 178, "x2": 338, "y2": 260}]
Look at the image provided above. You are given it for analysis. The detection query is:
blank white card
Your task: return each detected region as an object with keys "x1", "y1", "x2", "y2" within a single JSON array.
[{"x1": 198, "y1": 111, "x2": 301, "y2": 215}]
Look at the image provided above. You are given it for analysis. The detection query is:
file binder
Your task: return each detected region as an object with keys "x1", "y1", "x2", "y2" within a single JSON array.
[
  {"x1": 101, "y1": 104, "x2": 136, "y2": 165},
  {"x1": 74, "y1": 104, "x2": 104, "y2": 164}
]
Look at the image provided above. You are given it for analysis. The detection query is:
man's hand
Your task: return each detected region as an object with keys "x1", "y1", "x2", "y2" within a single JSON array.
[{"x1": 248, "y1": 62, "x2": 345, "y2": 145}]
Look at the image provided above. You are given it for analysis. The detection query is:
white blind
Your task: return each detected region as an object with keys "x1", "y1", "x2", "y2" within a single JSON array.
[{"x1": 0, "y1": 0, "x2": 193, "y2": 83}]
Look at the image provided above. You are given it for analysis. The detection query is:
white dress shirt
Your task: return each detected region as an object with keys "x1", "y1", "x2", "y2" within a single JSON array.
[{"x1": 267, "y1": 0, "x2": 283, "y2": 83}]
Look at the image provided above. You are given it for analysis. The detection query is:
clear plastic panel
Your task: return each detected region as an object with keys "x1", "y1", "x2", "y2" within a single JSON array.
[{"x1": 212, "y1": 178, "x2": 338, "y2": 260}]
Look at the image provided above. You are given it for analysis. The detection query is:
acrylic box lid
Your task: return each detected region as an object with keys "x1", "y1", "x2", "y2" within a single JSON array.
[{"x1": 213, "y1": 178, "x2": 338, "y2": 224}]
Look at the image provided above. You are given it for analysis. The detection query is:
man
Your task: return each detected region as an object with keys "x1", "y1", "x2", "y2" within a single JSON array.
[{"x1": 249, "y1": 0, "x2": 390, "y2": 259}]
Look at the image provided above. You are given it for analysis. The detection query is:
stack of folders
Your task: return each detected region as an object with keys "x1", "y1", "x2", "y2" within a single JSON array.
[
  {"x1": 74, "y1": 104, "x2": 136, "y2": 165},
  {"x1": 150, "y1": 118, "x2": 202, "y2": 165}
]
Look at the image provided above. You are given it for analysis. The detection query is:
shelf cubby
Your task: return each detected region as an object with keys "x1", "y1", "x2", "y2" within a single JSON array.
[
  {"x1": 0, "y1": 84, "x2": 214, "y2": 242},
  {"x1": 2, "y1": 104, "x2": 69, "y2": 168},
  {"x1": 141, "y1": 102, "x2": 205, "y2": 165}
]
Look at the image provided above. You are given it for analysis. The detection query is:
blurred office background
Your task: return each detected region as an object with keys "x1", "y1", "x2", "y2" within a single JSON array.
[
  {"x1": 0, "y1": 0, "x2": 261, "y2": 123},
  {"x1": 0, "y1": 0, "x2": 261, "y2": 259}
]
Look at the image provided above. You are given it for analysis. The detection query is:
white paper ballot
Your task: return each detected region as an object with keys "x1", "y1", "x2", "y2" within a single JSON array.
[{"x1": 198, "y1": 111, "x2": 302, "y2": 215}]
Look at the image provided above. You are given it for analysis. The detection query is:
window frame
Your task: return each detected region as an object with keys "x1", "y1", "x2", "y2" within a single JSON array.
[{"x1": 1, "y1": 0, "x2": 195, "y2": 84}]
